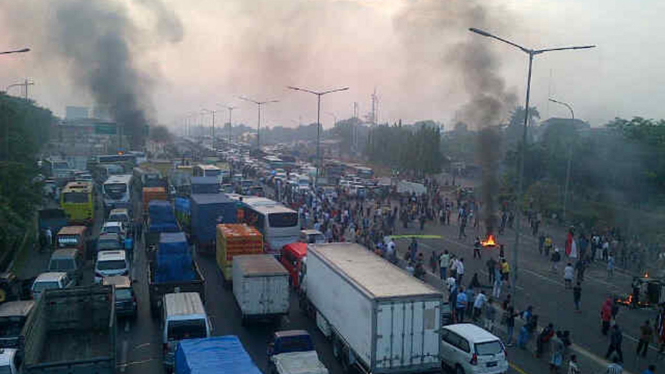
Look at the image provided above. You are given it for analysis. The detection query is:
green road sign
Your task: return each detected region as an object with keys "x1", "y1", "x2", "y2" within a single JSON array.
[{"x1": 95, "y1": 123, "x2": 117, "y2": 135}]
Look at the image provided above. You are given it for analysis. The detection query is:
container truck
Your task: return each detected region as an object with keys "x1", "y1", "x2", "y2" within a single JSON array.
[
  {"x1": 216, "y1": 224, "x2": 263, "y2": 284},
  {"x1": 232, "y1": 255, "x2": 289, "y2": 324},
  {"x1": 145, "y1": 200, "x2": 180, "y2": 250},
  {"x1": 174, "y1": 335, "x2": 262, "y2": 374},
  {"x1": 299, "y1": 243, "x2": 443, "y2": 373},
  {"x1": 190, "y1": 194, "x2": 236, "y2": 256},
  {"x1": 148, "y1": 232, "x2": 205, "y2": 317},
  {"x1": 142, "y1": 186, "x2": 167, "y2": 213},
  {"x1": 20, "y1": 285, "x2": 116, "y2": 374},
  {"x1": 190, "y1": 177, "x2": 220, "y2": 194}
]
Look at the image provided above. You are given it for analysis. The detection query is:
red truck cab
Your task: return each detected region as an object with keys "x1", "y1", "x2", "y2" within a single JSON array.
[{"x1": 280, "y1": 242, "x2": 307, "y2": 289}]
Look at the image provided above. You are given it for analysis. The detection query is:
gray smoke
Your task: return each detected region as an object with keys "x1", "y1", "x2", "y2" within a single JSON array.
[
  {"x1": 2, "y1": 0, "x2": 183, "y2": 149},
  {"x1": 394, "y1": 0, "x2": 517, "y2": 233},
  {"x1": 478, "y1": 127, "x2": 502, "y2": 233}
]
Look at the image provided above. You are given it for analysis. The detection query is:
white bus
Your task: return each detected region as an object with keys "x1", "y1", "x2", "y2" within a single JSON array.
[
  {"x1": 193, "y1": 164, "x2": 222, "y2": 184},
  {"x1": 241, "y1": 200, "x2": 299, "y2": 255},
  {"x1": 103, "y1": 174, "x2": 133, "y2": 213}
]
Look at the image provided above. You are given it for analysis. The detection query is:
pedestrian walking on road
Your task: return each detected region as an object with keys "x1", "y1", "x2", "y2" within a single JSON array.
[
  {"x1": 492, "y1": 269, "x2": 503, "y2": 299},
  {"x1": 605, "y1": 324, "x2": 624, "y2": 363},
  {"x1": 549, "y1": 331, "x2": 565, "y2": 374},
  {"x1": 486, "y1": 256, "x2": 497, "y2": 284},
  {"x1": 473, "y1": 237, "x2": 482, "y2": 259},
  {"x1": 537, "y1": 323, "x2": 555, "y2": 358},
  {"x1": 473, "y1": 291, "x2": 487, "y2": 322},
  {"x1": 485, "y1": 298, "x2": 496, "y2": 333},
  {"x1": 551, "y1": 248, "x2": 562, "y2": 272},
  {"x1": 601, "y1": 297, "x2": 613, "y2": 335},
  {"x1": 605, "y1": 357, "x2": 623, "y2": 374},
  {"x1": 573, "y1": 282, "x2": 582, "y2": 312},
  {"x1": 456, "y1": 258, "x2": 465, "y2": 285},
  {"x1": 504, "y1": 305, "x2": 518, "y2": 346},
  {"x1": 637, "y1": 320, "x2": 653, "y2": 359},
  {"x1": 429, "y1": 251, "x2": 438, "y2": 273},
  {"x1": 439, "y1": 250, "x2": 450, "y2": 280},
  {"x1": 564, "y1": 263, "x2": 574, "y2": 289},
  {"x1": 456, "y1": 287, "x2": 468, "y2": 323},
  {"x1": 450, "y1": 255, "x2": 458, "y2": 280},
  {"x1": 567, "y1": 354, "x2": 581, "y2": 374},
  {"x1": 607, "y1": 254, "x2": 615, "y2": 279}
]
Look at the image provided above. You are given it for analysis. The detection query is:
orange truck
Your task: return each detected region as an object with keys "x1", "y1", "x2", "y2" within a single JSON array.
[
  {"x1": 142, "y1": 187, "x2": 167, "y2": 213},
  {"x1": 216, "y1": 224, "x2": 264, "y2": 283}
]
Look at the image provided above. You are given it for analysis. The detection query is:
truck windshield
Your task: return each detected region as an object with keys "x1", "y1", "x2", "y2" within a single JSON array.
[
  {"x1": 109, "y1": 214, "x2": 128, "y2": 223},
  {"x1": 97, "y1": 260, "x2": 126, "y2": 270},
  {"x1": 63, "y1": 192, "x2": 89, "y2": 203},
  {"x1": 49, "y1": 259, "x2": 75, "y2": 271},
  {"x1": 167, "y1": 319, "x2": 207, "y2": 341},
  {"x1": 104, "y1": 183, "x2": 127, "y2": 198},
  {"x1": 32, "y1": 281, "x2": 60, "y2": 292},
  {"x1": 98, "y1": 239, "x2": 121, "y2": 250},
  {"x1": 115, "y1": 289, "x2": 133, "y2": 301}
]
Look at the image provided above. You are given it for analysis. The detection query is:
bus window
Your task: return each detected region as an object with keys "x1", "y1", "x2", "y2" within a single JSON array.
[
  {"x1": 63, "y1": 192, "x2": 89, "y2": 203},
  {"x1": 268, "y1": 212, "x2": 298, "y2": 228}
]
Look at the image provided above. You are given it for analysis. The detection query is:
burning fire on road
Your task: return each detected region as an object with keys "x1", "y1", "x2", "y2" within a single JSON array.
[{"x1": 481, "y1": 234, "x2": 497, "y2": 247}]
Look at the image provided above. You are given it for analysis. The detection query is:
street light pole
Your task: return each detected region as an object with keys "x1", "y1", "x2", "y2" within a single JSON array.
[
  {"x1": 238, "y1": 96, "x2": 279, "y2": 150},
  {"x1": 287, "y1": 85, "x2": 349, "y2": 187},
  {"x1": 219, "y1": 105, "x2": 237, "y2": 144},
  {"x1": 549, "y1": 98, "x2": 575, "y2": 222},
  {"x1": 6, "y1": 80, "x2": 34, "y2": 100},
  {"x1": 201, "y1": 108, "x2": 218, "y2": 152},
  {"x1": 469, "y1": 27, "x2": 594, "y2": 305}
]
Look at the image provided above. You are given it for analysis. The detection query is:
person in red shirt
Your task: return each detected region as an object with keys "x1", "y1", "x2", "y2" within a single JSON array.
[{"x1": 601, "y1": 297, "x2": 613, "y2": 336}]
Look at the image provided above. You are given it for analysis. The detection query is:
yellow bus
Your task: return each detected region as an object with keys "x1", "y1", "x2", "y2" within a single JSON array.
[{"x1": 60, "y1": 181, "x2": 95, "y2": 225}]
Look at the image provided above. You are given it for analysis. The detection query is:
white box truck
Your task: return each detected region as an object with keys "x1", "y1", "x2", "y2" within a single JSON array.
[
  {"x1": 300, "y1": 243, "x2": 443, "y2": 373},
  {"x1": 232, "y1": 254, "x2": 290, "y2": 324}
]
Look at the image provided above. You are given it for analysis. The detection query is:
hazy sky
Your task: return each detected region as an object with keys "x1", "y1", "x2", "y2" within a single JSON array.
[{"x1": 1, "y1": 0, "x2": 663, "y2": 131}]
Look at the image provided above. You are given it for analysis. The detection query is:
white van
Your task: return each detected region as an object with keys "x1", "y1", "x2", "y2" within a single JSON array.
[
  {"x1": 440, "y1": 324, "x2": 508, "y2": 374},
  {"x1": 94, "y1": 250, "x2": 129, "y2": 283},
  {"x1": 162, "y1": 292, "x2": 212, "y2": 371}
]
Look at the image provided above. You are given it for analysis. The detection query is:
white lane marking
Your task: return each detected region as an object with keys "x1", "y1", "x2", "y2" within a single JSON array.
[
  {"x1": 120, "y1": 340, "x2": 128, "y2": 373},
  {"x1": 124, "y1": 320, "x2": 130, "y2": 333}
]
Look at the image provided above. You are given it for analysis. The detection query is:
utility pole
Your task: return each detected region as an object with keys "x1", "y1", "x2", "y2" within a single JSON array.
[
  {"x1": 6, "y1": 79, "x2": 34, "y2": 100},
  {"x1": 469, "y1": 27, "x2": 595, "y2": 306},
  {"x1": 549, "y1": 98, "x2": 575, "y2": 222},
  {"x1": 238, "y1": 96, "x2": 279, "y2": 149},
  {"x1": 287, "y1": 85, "x2": 349, "y2": 187}
]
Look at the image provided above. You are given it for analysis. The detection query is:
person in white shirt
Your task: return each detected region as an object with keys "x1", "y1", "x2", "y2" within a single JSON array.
[
  {"x1": 473, "y1": 291, "x2": 487, "y2": 321},
  {"x1": 563, "y1": 263, "x2": 575, "y2": 289},
  {"x1": 456, "y1": 258, "x2": 465, "y2": 285}
]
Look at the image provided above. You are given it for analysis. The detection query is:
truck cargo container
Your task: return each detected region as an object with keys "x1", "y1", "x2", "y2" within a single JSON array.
[
  {"x1": 215, "y1": 224, "x2": 263, "y2": 283},
  {"x1": 142, "y1": 186, "x2": 167, "y2": 212},
  {"x1": 20, "y1": 286, "x2": 116, "y2": 374},
  {"x1": 232, "y1": 255, "x2": 289, "y2": 324},
  {"x1": 190, "y1": 177, "x2": 220, "y2": 194},
  {"x1": 145, "y1": 200, "x2": 180, "y2": 250},
  {"x1": 267, "y1": 330, "x2": 329, "y2": 374},
  {"x1": 300, "y1": 243, "x2": 442, "y2": 373},
  {"x1": 190, "y1": 194, "x2": 237, "y2": 256},
  {"x1": 148, "y1": 237, "x2": 205, "y2": 318},
  {"x1": 175, "y1": 336, "x2": 262, "y2": 374}
]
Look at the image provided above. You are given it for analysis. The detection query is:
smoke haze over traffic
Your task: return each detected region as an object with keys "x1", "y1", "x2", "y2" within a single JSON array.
[{"x1": 0, "y1": 0, "x2": 662, "y2": 129}]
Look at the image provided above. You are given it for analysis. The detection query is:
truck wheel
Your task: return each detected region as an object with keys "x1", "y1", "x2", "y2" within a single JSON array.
[{"x1": 455, "y1": 364, "x2": 465, "y2": 374}]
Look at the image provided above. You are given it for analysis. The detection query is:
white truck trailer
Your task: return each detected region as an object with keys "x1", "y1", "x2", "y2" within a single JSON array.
[
  {"x1": 300, "y1": 243, "x2": 443, "y2": 373},
  {"x1": 232, "y1": 254, "x2": 290, "y2": 324}
]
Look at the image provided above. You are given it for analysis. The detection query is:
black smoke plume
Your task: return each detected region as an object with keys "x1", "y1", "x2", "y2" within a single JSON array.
[{"x1": 478, "y1": 127, "x2": 502, "y2": 234}]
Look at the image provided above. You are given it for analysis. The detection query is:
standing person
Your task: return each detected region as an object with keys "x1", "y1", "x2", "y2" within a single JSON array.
[
  {"x1": 456, "y1": 258, "x2": 465, "y2": 285},
  {"x1": 439, "y1": 250, "x2": 450, "y2": 280},
  {"x1": 492, "y1": 265, "x2": 503, "y2": 298},
  {"x1": 605, "y1": 324, "x2": 624, "y2": 363},
  {"x1": 637, "y1": 320, "x2": 653, "y2": 359},
  {"x1": 486, "y1": 256, "x2": 497, "y2": 284},
  {"x1": 500, "y1": 259, "x2": 511, "y2": 288},
  {"x1": 458, "y1": 214, "x2": 468, "y2": 240},
  {"x1": 429, "y1": 251, "x2": 438, "y2": 273},
  {"x1": 573, "y1": 282, "x2": 582, "y2": 312},
  {"x1": 564, "y1": 263, "x2": 574, "y2": 289},
  {"x1": 44, "y1": 227, "x2": 52, "y2": 251},
  {"x1": 601, "y1": 297, "x2": 613, "y2": 335},
  {"x1": 504, "y1": 305, "x2": 517, "y2": 346},
  {"x1": 567, "y1": 354, "x2": 581, "y2": 374},
  {"x1": 449, "y1": 255, "x2": 458, "y2": 281},
  {"x1": 551, "y1": 248, "x2": 561, "y2": 272},
  {"x1": 537, "y1": 323, "x2": 555, "y2": 358},
  {"x1": 657, "y1": 306, "x2": 665, "y2": 359},
  {"x1": 456, "y1": 287, "x2": 468, "y2": 323},
  {"x1": 539, "y1": 233, "x2": 546, "y2": 255},
  {"x1": 473, "y1": 291, "x2": 487, "y2": 322},
  {"x1": 549, "y1": 331, "x2": 565, "y2": 374},
  {"x1": 485, "y1": 298, "x2": 497, "y2": 333},
  {"x1": 124, "y1": 235, "x2": 134, "y2": 264},
  {"x1": 409, "y1": 238, "x2": 418, "y2": 262},
  {"x1": 473, "y1": 237, "x2": 482, "y2": 259},
  {"x1": 607, "y1": 253, "x2": 616, "y2": 278}
]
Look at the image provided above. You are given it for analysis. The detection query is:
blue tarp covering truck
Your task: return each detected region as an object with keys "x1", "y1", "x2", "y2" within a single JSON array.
[
  {"x1": 190, "y1": 194, "x2": 237, "y2": 256},
  {"x1": 147, "y1": 232, "x2": 204, "y2": 318},
  {"x1": 145, "y1": 200, "x2": 180, "y2": 251},
  {"x1": 175, "y1": 336, "x2": 262, "y2": 374}
]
